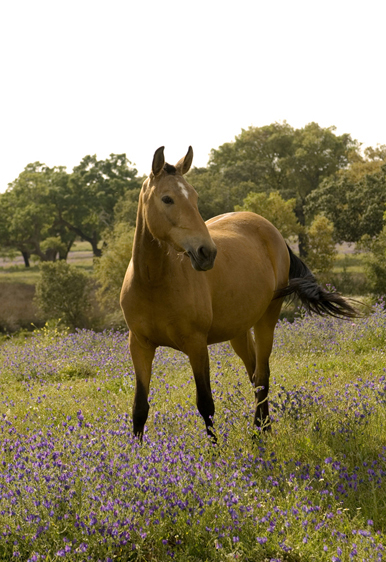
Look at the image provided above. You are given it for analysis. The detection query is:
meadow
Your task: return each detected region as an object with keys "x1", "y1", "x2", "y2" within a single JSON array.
[{"x1": 0, "y1": 302, "x2": 385, "y2": 561}]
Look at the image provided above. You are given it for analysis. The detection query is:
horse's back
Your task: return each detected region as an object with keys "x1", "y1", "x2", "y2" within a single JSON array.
[{"x1": 207, "y1": 211, "x2": 289, "y2": 283}]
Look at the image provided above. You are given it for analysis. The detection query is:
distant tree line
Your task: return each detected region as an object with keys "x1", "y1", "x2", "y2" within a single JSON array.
[
  {"x1": 2, "y1": 121, "x2": 386, "y2": 302},
  {"x1": 0, "y1": 154, "x2": 142, "y2": 266},
  {"x1": 188, "y1": 122, "x2": 386, "y2": 254}
]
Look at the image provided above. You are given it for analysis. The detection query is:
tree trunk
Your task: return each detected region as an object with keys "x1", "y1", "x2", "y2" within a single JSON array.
[
  {"x1": 21, "y1": 250, "x2": 30, "y2": 267},
  {"x1": 91, "y1": 239, "x2": 102, "y2": 257},
  {"x1": 59, "y1": 235, "x2": 76, "y2": 260},
  {"x1": 45, "y1": 248, "x2": 57, "y2": 262},
  {"x1": 298, "y1": 231, "x2": 308, "y2": 259},
  {"x1": 56, "y1": 217, "x2": 101, "y2": 257},
  {"x1": 295, "y1": 200, "x2": 308, "y2": 258}
]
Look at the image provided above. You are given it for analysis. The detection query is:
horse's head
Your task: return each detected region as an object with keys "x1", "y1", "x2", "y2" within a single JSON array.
[{"x1": 141, "y1": 146, "x2": 217, "y2": 271}]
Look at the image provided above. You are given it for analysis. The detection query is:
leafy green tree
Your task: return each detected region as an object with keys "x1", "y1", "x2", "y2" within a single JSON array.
[
  {"x1": 235, "y1": 191, "x2": 302, "y2": 241},
  {"x1": 112, "y1": 187, "x2": 141, "y2": 228},
  {"x1": 56, "y1": 154, "x2": 142, "y2": 256},
  {"x1": 186, "y1": 168, "x2": 230, "y2": 221},
  {"x1": 189, "y1": 122, "x2": 358, "y2": 254},
  {"x1": 34, "y1": 261, "x2": 93, "y2": 329},
  {"x1": 305, "y1": 159, "x2": 386, "y2": 243},
  {"x1": 0, "y1": 163, "x2": 64, "y2": 265},
  {"x1": 0, "y1": 154, "x2": 142, "y2": 264},
  {"x1": 94, "y1": 222, "x2": 135, "y2": 312},
  {"x1": 208, "y1": 121, "x2": 295, "y2": 193},
  {"x1": 359, "y1": 211, "x2": 386, "y2": 296},
  {"x1": 305, "y1": 215, "x2": 337, "y2": 280}
]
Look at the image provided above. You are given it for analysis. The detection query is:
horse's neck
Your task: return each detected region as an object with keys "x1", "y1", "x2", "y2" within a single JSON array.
[{"x1": 131, "y1": 201, "x2": 169, "y2": 285}]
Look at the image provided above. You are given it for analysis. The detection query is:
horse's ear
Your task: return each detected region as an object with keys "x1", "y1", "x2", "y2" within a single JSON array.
[
  {"x1": 175, "y1": 146, "x2": 193, "y2": 175},
  {"x1": 152, "y1": 146, "x2": 165, "y2": 177}
]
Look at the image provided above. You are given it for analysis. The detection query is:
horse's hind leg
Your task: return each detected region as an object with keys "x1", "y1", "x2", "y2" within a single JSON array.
[
  {"x1": 129, "y1": 331, "x2": 156, "y2": 440},
  {"x1": 230, "y1": 330, "x2": 256, "y2": 384},
  {"x1": 253, "y1": 299, "x2": 283, "y2": 430}
]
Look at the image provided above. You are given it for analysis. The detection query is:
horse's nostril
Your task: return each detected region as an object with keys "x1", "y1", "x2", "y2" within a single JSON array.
[{"x1": 198, "y1": 246, "x2": 210, "y2": 260}]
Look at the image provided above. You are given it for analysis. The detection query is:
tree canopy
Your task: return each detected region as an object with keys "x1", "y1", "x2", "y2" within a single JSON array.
[
  {"x1": 188, "y1": 122, "x2": 359, "y2": 255},
  {"x1": 235, "y1": 191, "x2": 302, "y2": 241},
  {"x1": 2, "y1": 123, "x2": 385, "y2": 267},
  {"x1": 305, "y1": 157, "x2": 386, "y2": 243},
  {"x1": 0, "y1": 154, "x2": 142, "y2": 264}
]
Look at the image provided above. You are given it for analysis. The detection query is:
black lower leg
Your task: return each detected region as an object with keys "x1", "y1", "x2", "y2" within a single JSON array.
[
  {"x1": 133, "y1": 381, "x2": 150, "y2": 439},
  {"x1": 254, "y1": 364, "x2": 271, "y2": 431},
  {"x1": 196, "y1": 383, "x2": 216, "y2": 441}
]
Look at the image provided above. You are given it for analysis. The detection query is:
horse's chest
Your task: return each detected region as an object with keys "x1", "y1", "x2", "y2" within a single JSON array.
[{"x1": 124, "y1": 284, "x2": 212, "y2": 347}]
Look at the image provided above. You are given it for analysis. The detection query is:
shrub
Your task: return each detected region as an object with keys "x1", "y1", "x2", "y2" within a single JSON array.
[
  {"x1": 34, "y1": 261, "x2": 93, "y2": 329},
  {"x1": 360, "y1": 223, "x2": 386, "y2": 296},
  {"x1": 305, "y1": 214, "x2": 337, "y2": 280},
  {"x1": 235, "y1": 191, "x2": 303, "y2": 241},
  {"x1": 94, "y1": 222, "x2": 134, "y2": 313}
]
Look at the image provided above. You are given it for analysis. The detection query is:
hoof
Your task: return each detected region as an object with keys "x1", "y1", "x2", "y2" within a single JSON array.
[
  {"x1": 133, "y1": 425, "x2": 145, "y2": 442},
  {"x1": 206, "y1": 426, "x2": 218, "y2": 445},
  {"x1": 254, "y1": 415, "x2": 271, "y2": 432}
]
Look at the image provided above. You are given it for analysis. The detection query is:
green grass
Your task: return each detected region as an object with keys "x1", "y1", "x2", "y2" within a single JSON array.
[
  {"x1": 0, "y1": 262, "x2": 93, "y2": 284},
  {"x1": 0, "y1": 264, "x2": 41, "y2": 284},
  {"x1": 70, "y1": 241, "x2": 94, "y2": 253},
  {"x1": 0, "y1": 311, "x2": 385, "y2": 560},
  {"x1": 334, "y1": 252, "x2": 367, "y2": 274}
]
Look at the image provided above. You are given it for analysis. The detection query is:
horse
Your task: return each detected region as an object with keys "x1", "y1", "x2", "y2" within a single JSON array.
[{"x1": 120, "y1": 146, "x2": 357, "y2": 440}]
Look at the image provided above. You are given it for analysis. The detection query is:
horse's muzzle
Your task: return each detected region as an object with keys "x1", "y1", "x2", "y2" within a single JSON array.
[{"x1": 187, "y1": 245, "x2": 217, "y2": 271}]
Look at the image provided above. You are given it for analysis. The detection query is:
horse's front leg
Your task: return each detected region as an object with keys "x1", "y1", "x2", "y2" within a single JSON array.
[
  {"x1": 129, "y1": 331, "x2": 156, "y2": 440},
  {"x1": 186, "y1": 340, "x2": 216, "y2": 441}
]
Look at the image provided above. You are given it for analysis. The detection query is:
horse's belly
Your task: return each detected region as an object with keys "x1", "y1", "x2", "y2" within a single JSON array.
[
  {"x1": 208, "y1": 293, "x2": 272, "y2": 344},
  {"x1": 206, "y1": 251, "x2": 279, "y2": 343}
]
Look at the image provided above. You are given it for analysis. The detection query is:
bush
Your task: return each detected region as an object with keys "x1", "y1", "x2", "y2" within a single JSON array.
[
  {"x1": 360, "y1": 224, "x2": 386, "y2": 296},
  {"x1": 305, "y1": 214, "x2": 337, "y2": 281},
  {"x1": 34, "y1": 261, "x2": 93, "y2": 329},
  {"x1": 94, "y1": 222, "x2": 134, "y2": 313},
  {"x1": 235, "y1": 191, "x2": 302, "y2": 241}
]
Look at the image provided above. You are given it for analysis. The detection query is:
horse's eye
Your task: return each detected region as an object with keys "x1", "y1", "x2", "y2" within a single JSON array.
[{"x1": 162, "y1": 195, "x2": 174, "y2": 205}]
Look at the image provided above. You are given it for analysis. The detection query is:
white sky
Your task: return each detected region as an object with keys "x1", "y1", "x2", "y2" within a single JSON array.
[{"x1": 1, "y1": 0, "x2": 385, "y2": 192}]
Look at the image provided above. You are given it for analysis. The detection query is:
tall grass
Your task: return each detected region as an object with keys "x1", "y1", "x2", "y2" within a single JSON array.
[{"x1": 0, "y1": 306, "x2": 385, "y2": 561}]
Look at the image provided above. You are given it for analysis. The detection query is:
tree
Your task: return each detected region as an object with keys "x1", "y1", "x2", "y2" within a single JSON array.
[
  {"x1": 188, "y1": 122, "x2": 358, "y2": 255},
  {"x1": 235, "y1": 191, "x2": 302, "y2": 241},
  {"x1": 359, "y1": 211, "x2": 386, "y2": 296},
  {"x1": 305, "y1": 215, "x2": 337, "y2": 280},
  {"x1": 189, "y1": 122, "x2": 295, "y2": 219},
  {"x1": 55, "y1": 154, "x2": 142, "y2": 257},
  {"x1": 0, "y1": 154, "x2": 142, "y2": 264},
  {"x1": 305, "y1": 159, "x2": 386, "y2": 243},
  {"x1": 0, "y1": 163, "x2": 65, "y2": 265},
  {"x1": 112, "y1": 187, "x2": 141, "y2": 228},
  {"x1": 208, "y1": 121, "x2": 295, "y2": 194}
]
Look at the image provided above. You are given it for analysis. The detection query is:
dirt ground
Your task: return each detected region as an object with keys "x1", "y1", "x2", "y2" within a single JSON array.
[{"x1": 0, "y1": 282, "x2": 42, "y2": 332}]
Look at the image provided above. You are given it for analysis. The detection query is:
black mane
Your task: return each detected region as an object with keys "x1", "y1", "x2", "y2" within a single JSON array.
[{"x1": 163, "y1": 163, "x2": 176, "y2": 175}]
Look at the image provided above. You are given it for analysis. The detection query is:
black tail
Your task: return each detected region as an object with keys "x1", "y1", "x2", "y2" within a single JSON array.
[{"x1": 275, "y1": 245, "x2": 359, "y2": 318}]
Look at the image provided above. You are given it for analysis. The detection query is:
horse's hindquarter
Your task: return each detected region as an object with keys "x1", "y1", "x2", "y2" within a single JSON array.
[{"x1": 205, "y1": 212, "x2": 289, "y2": 343}]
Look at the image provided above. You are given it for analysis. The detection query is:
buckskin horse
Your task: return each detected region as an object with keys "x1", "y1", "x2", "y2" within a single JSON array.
[{"x1": 120, "y1": 146, "x2": 357, "y2": 440}]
